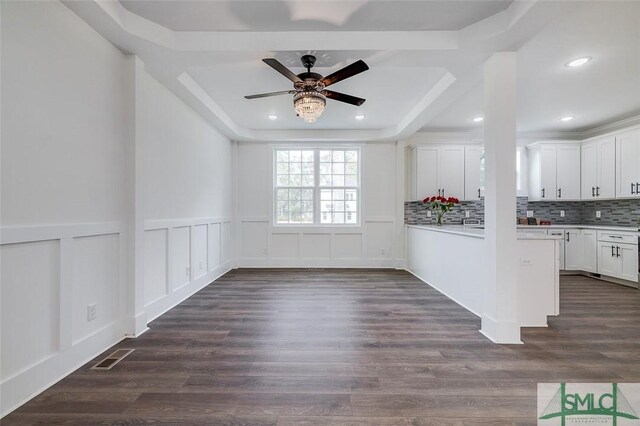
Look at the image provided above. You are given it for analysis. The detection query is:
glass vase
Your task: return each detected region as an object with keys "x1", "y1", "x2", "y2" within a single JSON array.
[{"x1": 436, "y1": 211, "x2": 445, "y2": 226}]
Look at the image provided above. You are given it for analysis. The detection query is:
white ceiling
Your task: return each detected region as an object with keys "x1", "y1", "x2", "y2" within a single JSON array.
[
  {"x1": 119, "y1": 1, "x2": 513, "y2": 32},
  {"x1": 427, "y1": 1, "x2": 640, "y2": 134},
  {"x1": 63, "y1": 0, "x2": 640, "y2": 142}
]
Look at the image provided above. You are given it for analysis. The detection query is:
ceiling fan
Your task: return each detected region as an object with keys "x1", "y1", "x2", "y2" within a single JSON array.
[{"x1": 244, "y1": 55, "x2": 369, "y2": 123}]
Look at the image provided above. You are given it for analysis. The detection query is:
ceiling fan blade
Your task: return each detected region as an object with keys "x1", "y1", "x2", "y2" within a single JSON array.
[
  {"x1": 244, "y1": 90, "x2": 295, "y2": 99},
  {"x1": 262, "y1": 58, "x2": 303, "y2": 83},
  {"x1": 324, "y1": 90, "x2": 366, "y2": 106},
  {"x1": 320, "y1": 60, "x2": 369, "y2": 87}
]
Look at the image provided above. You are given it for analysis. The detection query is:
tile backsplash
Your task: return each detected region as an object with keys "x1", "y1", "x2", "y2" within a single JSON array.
[{"x1": 405, "y1": 197, "x2": 640, "y2": 227}]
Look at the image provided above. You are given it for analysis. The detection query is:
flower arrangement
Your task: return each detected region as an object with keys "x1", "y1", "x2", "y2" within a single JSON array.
[{"x1": 423, "y1": 195, "x2": 460, "y2": 226}]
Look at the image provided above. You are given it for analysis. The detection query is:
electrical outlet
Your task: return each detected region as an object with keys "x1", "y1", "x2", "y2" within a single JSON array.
[
  {"x1": 520, "y1": 258, "x2": 533, "y2": 266},
  {"x1": 199, "y1": 261, "x2": 203, "y2": 270},
  {"x1": 262, "y1": 248, "x2": 268, "y2": 255},
  {"x1": 87, "y1": 304, "x2": 97, "y2": 321},
  {"x1": 381, "y1": 248, "x2": 387, "y2": 256},
  {"x1": 185, "y1": 265, "x2": 190, "y2": 276},
  {"x1": 560, "y1": 210, "x2": 565, "y2": 217},
  {"x1": 426, "y1": 211, "x2": 432, "y2": 218},
  {"x1": 596, "y1": 211, "x2": 601, "y2": 219},
  {"x1": 527, "y1": 210, "x2": 534, "y2": 218},
  {"x1": 465, "y1": 210, "x2": 471, "y2": 218}
]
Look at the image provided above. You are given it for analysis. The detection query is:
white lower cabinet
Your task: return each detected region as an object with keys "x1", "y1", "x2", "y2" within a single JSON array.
[
  {"x1": 596, "y1": 231, "x2": 639, "y2": 282},
  {"x1": 581, "y1": 230, "x2": 598, "y2": 273},
  {"x1": 547, "y1": 229, "x2": 566, "y2": 270},
  {"x1": 564, "y1": 229, "x2": 582, "y2": 270}
]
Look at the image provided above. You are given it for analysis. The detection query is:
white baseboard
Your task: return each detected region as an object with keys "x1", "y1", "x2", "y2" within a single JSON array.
[
  {"x1": 144, "y1": 260, "x2": 234, "y2": 323},
  {"x1": 1, "y1": 320, "x2": 126, "y2": 417},
  {"x1": 237, "y1": 258, "x2": 397, "y2": 268}
]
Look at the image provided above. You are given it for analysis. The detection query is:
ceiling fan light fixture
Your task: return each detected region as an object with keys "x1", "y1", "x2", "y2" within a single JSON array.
[{"x1": 293, "y1": 91, "x2": 326, "y2": 123}]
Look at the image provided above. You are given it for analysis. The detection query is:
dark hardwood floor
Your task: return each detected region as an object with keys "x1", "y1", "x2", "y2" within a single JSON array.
[{"x1": 4, "y1": 269, "x2": 640, "y2": 425}]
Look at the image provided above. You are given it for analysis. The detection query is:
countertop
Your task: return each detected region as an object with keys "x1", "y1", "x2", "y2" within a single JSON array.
[
  {"x1": 515, "y1": 224, "x2": 639, "y2": 232},
  {"x1": 406, "y1": 224, "x2": 640, "y2": 239},
  {"x1": 406, "y1": 224, "x2": 561, "y2": 240}
]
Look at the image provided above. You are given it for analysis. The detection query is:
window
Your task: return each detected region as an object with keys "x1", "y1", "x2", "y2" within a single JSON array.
[{"x1": 274, "y1": 148, "x2": 360, "y2": 225}]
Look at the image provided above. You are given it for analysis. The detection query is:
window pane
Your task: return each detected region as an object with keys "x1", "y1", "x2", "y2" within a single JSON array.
[
  {"x1": 274, "y1": 148, "x2": 359, "y2": 225},
  {"x1": 319, "y1": 162, "x2": 331, "y2": 174}
]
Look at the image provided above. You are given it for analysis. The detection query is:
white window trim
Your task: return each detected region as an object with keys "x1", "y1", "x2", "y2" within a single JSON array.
[{"x1": 272, "y1": 146, "x2": 362, "y2": 227}]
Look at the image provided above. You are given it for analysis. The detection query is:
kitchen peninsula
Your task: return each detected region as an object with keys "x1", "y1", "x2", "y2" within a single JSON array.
[{"x1": 406, "y1": 224, "x2": 561, "y2": 332}]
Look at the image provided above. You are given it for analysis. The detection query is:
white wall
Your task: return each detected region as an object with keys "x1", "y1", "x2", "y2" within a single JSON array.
[
  {"x1": 136, "y1": 68, "x2": 235, "y2": 322},
  {"x1": 236, "y1": 142, "x2": 402, "y2": 267},
  {"x1": 0, "y1": 1, "x2": 235, "y2": 416},
  {"x1": 1, "y1": 0, "x2": 129, "y2": 415}
]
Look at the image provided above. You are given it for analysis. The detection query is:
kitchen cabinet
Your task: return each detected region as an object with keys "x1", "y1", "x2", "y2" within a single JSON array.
[
  {"x1": 615, "y1": 129, "x2": 640, "y2": 198},
  {"x1": 564, "y1": 229, "x2": 582, "y2": 270},
  {"x1": 596, "y1": 231, "x2": 638, "y2": 283},
  {"x1": 414, "y1": 145, "x2": 464, "y2": 200},
  {"x1": 581, "y1": 229, "x2": 598, "y2": 273},
  {"x1": 464, "y1": 146, "x2": 484, "y2": 201},
  {"x1": 528, "y1": 142, "x2": 581, "y2": 201},
  {"x1": 547, "y1": 229, "x2": 566, "y2": 270},
  {"x1": 581, "y1": 136, "x2": 616, "y2": 199}
]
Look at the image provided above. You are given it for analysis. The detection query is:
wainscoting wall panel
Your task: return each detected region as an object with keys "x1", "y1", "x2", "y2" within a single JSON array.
[
  {"x1": 238, "y1": 217, "x2": 396, "y2": 267},
  {"x1": 143, "y1": 229, "x2": 168, "y2": 306},
  {"x1": 142, "y1": 217, "x2": 234, "y2": 323},
  {"x1": 0, "y1": 222, "x2": 126, "y2": 417},
  {"x1": 71, "y1": 234, "x2": 121, "y2": 345}
]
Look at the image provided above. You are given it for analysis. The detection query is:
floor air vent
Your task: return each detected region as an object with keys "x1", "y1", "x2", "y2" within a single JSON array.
[{"x1": 91, "y1": 349, "x2": 134, "y2": 370}]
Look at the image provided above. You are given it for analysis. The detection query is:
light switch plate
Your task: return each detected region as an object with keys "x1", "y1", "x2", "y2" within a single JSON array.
[{"x1": 596, "y1": 211, "x2": 601, "y2": 219}]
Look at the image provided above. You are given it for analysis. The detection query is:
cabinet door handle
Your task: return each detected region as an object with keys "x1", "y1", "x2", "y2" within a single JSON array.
[
  {"x1": 632, "y1": 182, "x2": 635, "y2": 195},
  {"x1": 442, "y1": 189, "x2": 445, "y2": 197},
  {"x1": 558, "y1": 188, "x2": 562, "y2": 198},
  {"x1": 592, "y1": 186, "x2": 595, "y2": 197},
  {"x1": 437, "y1": 189, "x2": 441, "y2": 196},
  {"x1": 616, "y1": 246, "x2": 620, "y2": 257},
  {"x1": 611, "y1": 245, "x2": 615, "y2": 257},
  {"x1": 596, "y1": 186, "x2": 600, "y2": 197},
  {"x1": 541, "y1": 188, "x2": 545, "y2": 198},
  {"x1": 566, "y1": 232, "x2": 570, "y2": 242},
  {"x1": 478, "y1": 188, "x2": 481, "y2": 199},
  {"x1": 636, "y1": 183, "x2": 640, "y2": 194}
]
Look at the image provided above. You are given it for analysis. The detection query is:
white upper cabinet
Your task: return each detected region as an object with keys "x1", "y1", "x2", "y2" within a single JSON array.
[
  {"x1": 464, "y1": 146, "x2": 484, "y2": 201},
  {"x1": 413, "y1": 145, "x2": 465, "y2": 200},
  {"x1": 528, "y1": 142, "x2": 581, "y2": 201},
  {"x1": 415, "y1": 147, "x2": 438, "y2": 200},
  {"x1": 615, "y1": 129, "x2": 640, "y2": 198},
  {"x1": 556, "y1": 146, "x2": 581, "y2": 200},
  {"x1": 582, "y1": 136, "x2": 616, "y2": 199}
]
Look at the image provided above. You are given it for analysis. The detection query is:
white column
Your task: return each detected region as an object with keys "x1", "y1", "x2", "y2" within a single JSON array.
[
  {"x1": 125, "y1": 55, "x2": 148, "y2": 337},
  {"x1": 481, "y1": 52, "x2": 521, "y2": 344}
]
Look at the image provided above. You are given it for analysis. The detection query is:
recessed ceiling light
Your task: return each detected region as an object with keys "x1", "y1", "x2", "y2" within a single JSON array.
[
  {"x1": 566, "y1": 57, "x2": 591, "y2": 68},
  {"x1": 268, "y1": 114, "x2": 278, "y2": 120},
  {"x1": 354, "y1": 114, "x2": 366, "y2": 120},
  {"x1": 560, "y1": 116, "x2": 574, "y2": 122},
  {"x1": 473, "y1": 117, "x2": 484, "y2": 122}
]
